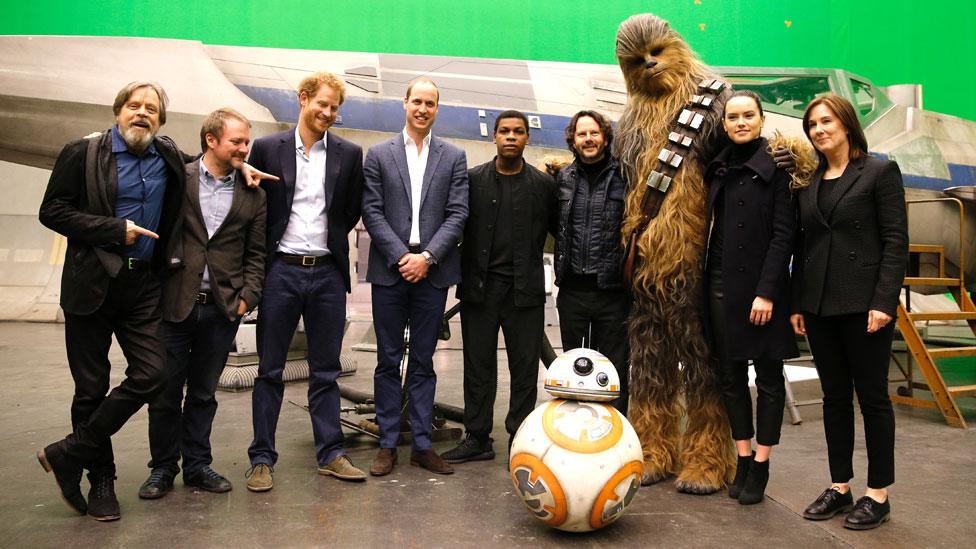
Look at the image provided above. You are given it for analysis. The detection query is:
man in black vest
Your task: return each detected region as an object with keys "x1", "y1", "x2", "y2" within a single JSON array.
[
  {"x1": 440, "y1": 110, "x2": 557, "y2": 463},
  {"x1": 37, "y1": 81, "x2": 187, "y2": 521}
]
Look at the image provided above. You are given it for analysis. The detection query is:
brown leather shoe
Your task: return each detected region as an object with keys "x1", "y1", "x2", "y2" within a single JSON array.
[
  {"x1": 410, "y1": 449, "x2": 454, "y2": 475},
  {"x1": 370, "y1": 448, "x2": 398, "y2": 476}
]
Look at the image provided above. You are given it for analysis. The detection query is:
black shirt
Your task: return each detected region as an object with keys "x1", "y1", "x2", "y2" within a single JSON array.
[{"x1": 486, "y1": 170, "x2": 520, "y2": 279}]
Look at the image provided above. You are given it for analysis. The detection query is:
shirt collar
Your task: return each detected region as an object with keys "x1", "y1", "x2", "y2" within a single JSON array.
[
  {"x1": 111, "y1": 124, "x2": 158, "y2": 156},
  {"x1": 199, "y1": 158, "x2": 237, "y2": 186},
  {"x1": 402, "y1": 128, "x2": 432, "y2": 148},
  {"x1": 295, "y1": 127, "x2": 328, "y2": 155}
]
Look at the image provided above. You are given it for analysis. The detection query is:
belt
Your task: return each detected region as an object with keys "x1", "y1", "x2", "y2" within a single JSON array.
[
  {"x1": 408, "y1": 245, "x2": 423, "y2": 253},
  {"x1": 125, "y1": 258, "x2": 151, "y2": 271},
  {"x1": 278, "y1": 253, "x2": 332, "y2": 267},
  {"x1": 196, "y1": 291, "x2": 214, "y2": 305}
]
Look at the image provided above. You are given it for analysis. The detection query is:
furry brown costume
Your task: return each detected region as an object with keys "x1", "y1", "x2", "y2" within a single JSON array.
[{"x1": 614, "y1": 13, "x2": 736, "y2": 494}]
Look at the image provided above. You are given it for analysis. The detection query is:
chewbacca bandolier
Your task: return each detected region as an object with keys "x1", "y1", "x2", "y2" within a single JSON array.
[{"x1": 614, "y1": 13, "x2": 736, "y2": 494}]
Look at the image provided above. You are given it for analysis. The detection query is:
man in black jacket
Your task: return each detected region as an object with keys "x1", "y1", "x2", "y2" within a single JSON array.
[
  {"x1": 440, "y1": 110, "x2": 557, "y2": 463},
  {"x1": 36, "y1": 81, "x2": 186, "y2": 521},
  {"x1": 553, "y1": 110, "x2": 630, "y2": 414}
]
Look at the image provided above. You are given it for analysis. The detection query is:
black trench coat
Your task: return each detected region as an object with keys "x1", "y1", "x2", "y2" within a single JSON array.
[{"x1": 704, "y1": 138, "x2": 799, "y2": 360}]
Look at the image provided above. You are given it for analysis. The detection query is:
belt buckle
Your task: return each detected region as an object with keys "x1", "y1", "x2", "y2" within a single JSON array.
[
  {"x1": 197, "y1": 292, "x2": 208, "y2": 304},
  {"x1": 127, "y1": 257, "x2": 137, "y2": 270},
  {"x1": 302, "y1": 255, "x2": 315, "y2": 266}
]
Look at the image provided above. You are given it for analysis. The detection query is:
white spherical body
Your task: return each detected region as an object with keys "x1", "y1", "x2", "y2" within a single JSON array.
[{"x1": 509, "y1": 399, "x2": 643, "y2": 532}]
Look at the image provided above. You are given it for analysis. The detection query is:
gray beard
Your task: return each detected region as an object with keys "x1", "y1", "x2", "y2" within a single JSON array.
[{"x1": 121, "y1": 126, "x2": 155, "y2": 153}]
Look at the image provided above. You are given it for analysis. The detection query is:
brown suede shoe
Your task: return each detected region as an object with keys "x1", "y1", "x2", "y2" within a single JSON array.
[
  {"x1": 410, "y1": 449, "x2": 454, "y2": 475},
  {"x1": 370, "y1": 448, "x2": 398, "y2": 476}
]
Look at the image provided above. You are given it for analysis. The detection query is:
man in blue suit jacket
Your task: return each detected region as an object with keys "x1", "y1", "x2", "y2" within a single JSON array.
[
  {"x1": 244, "y1": 72, "x2": 366, "y2": 491},
  {"x1": 362, "y1": 78, "x2": 469, "y2": 476}
]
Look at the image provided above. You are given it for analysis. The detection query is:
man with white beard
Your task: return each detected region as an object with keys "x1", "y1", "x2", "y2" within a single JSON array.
[{"x1": 36, "y1": 81, "x2": 190, "y2": 522}]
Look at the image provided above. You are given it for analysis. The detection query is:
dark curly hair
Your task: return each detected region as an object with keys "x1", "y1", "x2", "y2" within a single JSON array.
[{"x1": 564, "y1": 110, "x2": 613, "y2": 156}]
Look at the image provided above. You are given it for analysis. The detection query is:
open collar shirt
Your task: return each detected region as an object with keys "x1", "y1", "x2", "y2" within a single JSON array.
[
  {"x1": 278, "y1": 127, "x2": 330, "y2": 256},
  {"x1": 402, "y1": 128, "x2": 431, "y2": 246}
]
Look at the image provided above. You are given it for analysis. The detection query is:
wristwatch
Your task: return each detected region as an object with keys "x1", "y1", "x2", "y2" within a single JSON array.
[{"x1": 421, "y1": 250, "x2": 436, "y2": 265}]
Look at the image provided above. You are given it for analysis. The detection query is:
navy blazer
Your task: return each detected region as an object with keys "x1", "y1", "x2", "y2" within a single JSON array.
[
  {"x1": 792, "y1": 155, "x2": 908, "y2": 317},
  {"x1": 361, "y1": 134, "x2": 469, "y2": 288},
  {"x1": 248, "y1": 128, "x2": 364, "y2": 292}
]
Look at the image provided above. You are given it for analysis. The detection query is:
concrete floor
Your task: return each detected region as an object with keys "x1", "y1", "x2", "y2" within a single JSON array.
[{"x1": 1, "y1": 318, "x2": 974, "y2": 548}]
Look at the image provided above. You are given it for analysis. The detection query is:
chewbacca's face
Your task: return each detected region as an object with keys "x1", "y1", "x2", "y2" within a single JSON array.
[{"x1": 616, "y1": 14, "x2": 694, "y2": 97}]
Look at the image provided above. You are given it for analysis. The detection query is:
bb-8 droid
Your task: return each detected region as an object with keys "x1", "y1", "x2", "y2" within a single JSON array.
[{"x1": 509, "y1": 348, "x2": 643, "y2": 532}]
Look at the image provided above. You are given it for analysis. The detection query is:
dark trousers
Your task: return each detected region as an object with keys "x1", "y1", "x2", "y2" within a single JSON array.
[
  {"x1": 62, "y1": 270, "x2": 168, "y2": 474},
  {"x1": 708, "y1": 269, "x2": 786, "y2": 445},
  {"x1": 804, "y1": 311, "x2": 896, "y2": 489},
  {"x1": 148, "y1": 302, "x2": 240, "y2": 476},
  {"x1": 372, "y1": 278, "x2": 448, "y2": 450},
  {"x1": 460, "y1": 276, "x2": 543, "y2": 442},
  {"x1": 556, "y1": 287, "x2": 630, "y2": 414},
  {"x1": 249, "y1": 256, "x2": 347, "y2": 467}
]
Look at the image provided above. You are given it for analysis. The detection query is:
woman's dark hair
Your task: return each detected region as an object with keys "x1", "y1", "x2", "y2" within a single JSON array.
[
  {"x1": 725, "y1": 89, "x2": 764, "y2": 118},
  {"x1": 802, "y1": 93, "x2": 868, "y2": 162}
]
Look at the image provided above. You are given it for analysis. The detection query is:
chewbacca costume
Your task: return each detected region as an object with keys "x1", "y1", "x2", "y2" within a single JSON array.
[{"x1": 613, "y1": 13, "x2": 737, "y2": 494}]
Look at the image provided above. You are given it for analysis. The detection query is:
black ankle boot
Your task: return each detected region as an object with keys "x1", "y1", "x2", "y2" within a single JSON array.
[
  {"x1": 729, "y1": 452, "x2": 754, "y2": 499},
  {"x1": 87, "y1": 472, "x2": 121, "y2": 521},
  {"x1": 739, "y1": 458, "x2": 769, "y2": 505}
]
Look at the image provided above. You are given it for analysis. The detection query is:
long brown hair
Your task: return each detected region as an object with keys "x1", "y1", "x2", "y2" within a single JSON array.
[{"x1": 802, "y1": 93, "x2": 868, "y2": 164}]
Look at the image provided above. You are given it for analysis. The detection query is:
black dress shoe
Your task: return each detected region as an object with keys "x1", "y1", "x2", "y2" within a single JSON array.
[
  {"x1": 36, "y1": 443, "x2": 87, "y2": 515},
  {"x1": 803, "y1": 488, "x2": 854, "y2": 520},
  {"x1": 87, "y1": 472, "x2": 121, "y2": 521},
  {"x1": 138, "y1": 468, "x2": 175, "y2": 499},
  {"x1": 844, "y1": 496, "x2": 890, "y2": 530},
  {"x1": 184, "y1": 466, "x2": 232, "y2": 493},
  {"x1": 440, "y1": 435, "x2": 494, "y2": 464}
]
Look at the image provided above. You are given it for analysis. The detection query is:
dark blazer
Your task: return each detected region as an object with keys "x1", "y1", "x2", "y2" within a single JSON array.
[
  {"x1": 361, "y1": 133, "x2": 469, "y2": 289},
  {"x1": 247, "y1": 128, "x2": 364, "y2": 293},
  {"x1": 162, "y1": 159, "x2": 267, "y2": 322},
  {"x1": 792, "y1": 155, "x2": 908, "y2": 317},
  {"x1": 461, "y1": 159, "x2": 556, "y2": 306},
  {"x1": 705, "y1": 138, "x2": 798, "y2": 360},
  {"x1": 39, "y1": 130, "x2": 186, "y2": 315}
]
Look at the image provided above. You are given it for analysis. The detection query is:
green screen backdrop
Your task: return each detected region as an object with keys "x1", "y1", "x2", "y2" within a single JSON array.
[{"x1": 3, "y1": 0, "x2": 974, "y2": 121}]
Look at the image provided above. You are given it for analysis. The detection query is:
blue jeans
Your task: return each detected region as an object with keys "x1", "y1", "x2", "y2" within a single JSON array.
[
  {"x1": 149, "y1": 301, "x2": 240, "y2": 476},
  {"x1": 248, "y1": 256, "x2": 347, "y2": 467}
]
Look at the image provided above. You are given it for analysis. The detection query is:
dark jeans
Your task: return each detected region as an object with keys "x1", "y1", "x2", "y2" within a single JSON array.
[
  {"x1": 708, "y1": 267, "x2": 785, "y2": 445},
  {"x1": 556, "y1": 287, "x2": 630, "y2": 414},
  {"x1": 249, "y1": 256, "x2": 347, "y2": 467},
  {"x1": 372, "y1": 278, "x2": 448, "y2": 451},
  {"x1": 148, "y1": 302, "x2": 240, "y2": 476},
  {"x1": 62, "y1": 270, "x2": 168, "y2": 474},
  {"x1": 804, "y1": 311, "x2": 896, "y2": 489},
  {"x1": 460, "y1": 276, "x2": 543, "y2": 442}
]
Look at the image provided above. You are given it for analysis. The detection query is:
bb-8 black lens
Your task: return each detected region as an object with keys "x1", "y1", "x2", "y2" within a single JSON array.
[{"x1": 573, "y1": 357, "x2": 594, "y2": 376}]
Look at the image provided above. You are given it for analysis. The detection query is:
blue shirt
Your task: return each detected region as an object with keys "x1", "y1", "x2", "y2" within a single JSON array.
[
  {"x1": 198, "y1": 160, "x2": 237, "y2": 290},
  {"x1": 112, "y1": 125, "x2": 168, "y2": 260}
]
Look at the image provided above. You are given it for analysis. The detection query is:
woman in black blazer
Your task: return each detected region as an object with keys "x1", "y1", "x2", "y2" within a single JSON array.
[
  {"x1": 791, "y1": 94, "x2": 908, "y2": 530},
  {"x1": 705, "y1": 90, "x2": 798, "y2": 505}
]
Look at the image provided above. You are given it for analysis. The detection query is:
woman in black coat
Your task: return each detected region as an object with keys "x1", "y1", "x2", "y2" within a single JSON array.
[
  {"x1": 792, "y1": 94, "x2": 908, "y2": 530},
  {"x1": 704, "y1": 90, "x2": 798, "y2": 505}
]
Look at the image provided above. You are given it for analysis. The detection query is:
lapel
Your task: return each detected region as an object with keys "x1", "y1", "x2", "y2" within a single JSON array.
[
  {"x1": 278, "y1": 132, "x2": 298, "y2": 212},
  {"x1": 820, "y1": 156, "x2": 865, "y2": 222},
  {"x1": 805, "y1": 165, "x2": 829, "y2": 228},
  {"x1": 215, "y1": 170, "x2": 247, "y2": 240},
  {"x1": 324, "y1": 132, "x2": 341, "y2": 212},
  {"x1": 95, "y1": 131, "x2": 118, "y2": 215},
  {"x1": 185, "y1": 160, "x2": 206, "y2": 230},
  {"x1": 420, "y1": 136, "x2": 444, "y2": 209},
  {"x1": 391, "y1": 137, "x2": 412, "y2": 205}
]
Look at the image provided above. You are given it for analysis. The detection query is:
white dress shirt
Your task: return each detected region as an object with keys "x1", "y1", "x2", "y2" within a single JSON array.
[
  {"x1": 403, "y1": 128, "x2": 431, "y2": 246},
  {"x1": 278, "y1": 128, "x2": 330, "y2": 255}
]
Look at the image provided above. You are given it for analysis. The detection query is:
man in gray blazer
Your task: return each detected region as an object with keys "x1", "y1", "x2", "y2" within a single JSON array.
[
  {"x1": 139, "y1": 108, "x2": 266, "y2": 499},
  {"x1": 361, "y1": 78, "x2": 469, "y2": 476}
]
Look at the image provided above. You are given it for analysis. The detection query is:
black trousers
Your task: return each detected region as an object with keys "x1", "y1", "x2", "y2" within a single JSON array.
[
  {"x1": 460, "y1": 276, "x2": 543, "y2": 442},
  {"x1": 149, "y1": 301, "x2": 241, "y2": 476},
  {"x1": 804, "y1": 311, "x2": 896, "y2": 489},
  {"x1": 708, "y1": 267, "x2": 785, "y2": 445},
  {"x1": 62, "y1": 270, "x2": 168, "y2": 474},
  {"x1": 556, "y1": 287, "x2": 630, "y2": 414}
]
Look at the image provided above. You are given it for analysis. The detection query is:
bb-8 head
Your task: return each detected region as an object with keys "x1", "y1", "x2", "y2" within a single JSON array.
[{"x1": 544, "y1": 348, "x2": 620, "y2": 402}]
